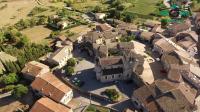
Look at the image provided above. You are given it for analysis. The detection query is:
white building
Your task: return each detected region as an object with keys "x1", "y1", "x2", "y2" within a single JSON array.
[{"x1": 47, "y1": 45, "x2": 73, "y2": 68}]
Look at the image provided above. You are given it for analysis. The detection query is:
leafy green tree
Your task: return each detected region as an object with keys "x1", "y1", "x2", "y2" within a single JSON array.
[
  {"x1": 12, "y1": 84, "x2": 28, "y2": 98},
  {"x1": 65, "y1": 66, "x2": 74, "y2": 75},
  {"x1": 1, "y1": 73, "x2": 19, "y2": 85},
  {"x1": 93, "y1": 6, "x2": 102, "y2": 13},
  {"x1": 16, "y1": 36, "x2": 29, "y2": 48},
  {"x1": 67, "y1": 58, "x2": 76, "y2": 67},
  {"x1": 161, "y1": 19, "x2": 168, "y2": 28}
]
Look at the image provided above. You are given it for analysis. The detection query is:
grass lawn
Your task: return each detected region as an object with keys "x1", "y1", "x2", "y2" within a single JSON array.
[
  {"x1": 123, "y1": 0, "x2": 162, "y2": 16},
  {"x1": 84, "y1": 104, "x2": 110, "y2": 112},
  {"x1": 21, "y1": 25, "x2": 52, "y2": 44},
  {"x1": 71, "y1": 0, "x2": 108, "y2": 12}
]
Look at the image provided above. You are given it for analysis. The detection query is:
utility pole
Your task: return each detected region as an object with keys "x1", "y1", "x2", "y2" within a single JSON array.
[{"x1": 90, "y1": 93, "x2": 92, "y2": 104}]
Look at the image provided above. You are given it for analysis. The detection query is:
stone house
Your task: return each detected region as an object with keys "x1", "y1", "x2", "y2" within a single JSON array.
[
  {"x1": 139, "y1": 31, "x2": 155, "y2": 43},
  {"x1": 83, "y1": 31, "x2": 103, "y2": 45},
  {"x1": 153, "y1": 38, "x2": 177, "y2": 56},
  {"x1": 163, "y1": 23, "x2": 190, "y2": 37},
  {"x1": 31, "y1": 72, "x2": 73, "y2": 105},
  {"x1": 47, "y1": 45, "x2": 73, "y2": 68},
  {"x1": 21, "y1": 61, "x2": 50, "y2": 81},
  {"x1": 96, "y1": 23, "x2": 112, "y2": 32},
  {"x1": 30, "y1": 97, "x2": 73, "y2": 112},
  {"x1": 174, "y1": 31, "x2": 198, "y2": 56},
  {"x1": 95, "y1": 13, "x2": 106, "y2": 20},
  {"x1": 132, "y1": 79, "x2": 197, "y2": 112}
]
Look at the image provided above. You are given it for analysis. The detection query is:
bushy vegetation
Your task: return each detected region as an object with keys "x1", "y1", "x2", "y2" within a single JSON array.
[
  {"x1": 12, "y1": 84, "x2": 28, "y2": 98},
  {"x1": 14, "y1": 16, "x2": 48, "y2": 30},
  {"x1": 104, "y1": 89, "x2": 120, "y2": 101},
  {"x1": 85, "y1": 104, "x2": 110, "y2": 112},
  {"x1": 0, "y1": 73, "x2": 19, "y2": 85},
  {"x1": 28, "y1": 7, "x2": 48, "y2": 16},
  {"x1": 67, "y1": 58, "x2": 76, "y2": 67}
]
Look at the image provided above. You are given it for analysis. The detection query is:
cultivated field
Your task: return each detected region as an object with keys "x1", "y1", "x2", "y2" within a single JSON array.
[{"x1": 21, "y1": 25, "x2": 52, "y2": 43}]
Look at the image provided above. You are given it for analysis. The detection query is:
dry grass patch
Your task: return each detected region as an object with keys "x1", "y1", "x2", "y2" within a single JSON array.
[{"x1": 21, "y1": 25, "x2": 52, "y2": 43}]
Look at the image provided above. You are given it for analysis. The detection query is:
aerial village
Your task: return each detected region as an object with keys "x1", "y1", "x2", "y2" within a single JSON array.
[{"x1": 0, "y1": 0, "x2": 200, "y2": 112}]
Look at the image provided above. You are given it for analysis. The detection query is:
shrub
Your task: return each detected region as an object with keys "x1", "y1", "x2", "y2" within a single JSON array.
[
  {"x1": 65, "y1": 66, "x2": 74, "y2": 76},
  {"x1": 67, "y1": 58, "x2": 76, "y2": 67},
  {"x1": 3, "y1": 85, "x2": 15, "y2": 92},
  {"x1": 1, "y1": 73, "x2": 19, "y2": 85},
  {"x1": 104, "y1": 89, "x2": 120, "y2": 101},
  {"x1": 12, "y1": 84, "x2": 28, "y2": 98}
]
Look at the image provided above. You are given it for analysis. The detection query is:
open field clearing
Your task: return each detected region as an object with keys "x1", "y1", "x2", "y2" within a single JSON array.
[
  {"x1": 21, "y1": 25, "x2": 52, "y2": 43},
  {"x1": 123, "y1": 0, "x2": 162, "y2": 16},
  {"x1": 0, "y1": 0, "x2": 37, "y2": 27},
  {"x1": 69, "y1": 25, "x2": 91, "y2": 34}
]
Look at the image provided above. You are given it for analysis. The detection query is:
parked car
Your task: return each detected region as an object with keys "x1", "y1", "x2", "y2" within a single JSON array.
[{"x1": 72, "y1": 77, "x2": 85, "y2": 87}]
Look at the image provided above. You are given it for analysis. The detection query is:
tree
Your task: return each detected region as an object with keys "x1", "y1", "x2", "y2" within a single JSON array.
[
  {"x1": 161, "y1": 19, "x2": 168, "y2": 28},
  {"x1": 93, "y1": 6, "x2": 102, "y2": 13},
  {"x1": 1, "y1": 73, "x2": 19, "y2": 85},
  {"x1": 12, "y1": 84, "x2": 28, "y2": 98},
  {"x1": 67, "y1": 58, "x2": 76, "y2": 67},
  {"x1": 16, "y1": 36, "x2": 29, "y2": 48},
  {"x1": 65, "y1": 66, "x2": 74, "y2": 75}
]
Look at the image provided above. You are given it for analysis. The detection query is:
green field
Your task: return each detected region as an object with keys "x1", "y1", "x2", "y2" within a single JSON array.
[{"x1": 123, "y1": 0, "x2": 162, "y2": 15}]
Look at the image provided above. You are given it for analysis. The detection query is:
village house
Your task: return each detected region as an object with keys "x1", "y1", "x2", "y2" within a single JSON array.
[
  {"x1": 57, "y1": 21, "x2": 70, "y2": 30},
  {"x1": 31, "y1": 72, "x2": 73, "y2": 105},
  {"x1": 102, "y1": 30, "x2": 120, "y2": 44},
  {"x1": 0, "y1": 52, "x2": 17, "y2": 74},
  {"x1": 96, "y1": 23, "x2": 112, "y2": 32},
  {"x1": 47, "y1": 45, "x2": 73, "y2": 68},
  {"x1": 30, "y1": 97, "x2": 73, "y2": 112},
  {"x1": 117, "y1": 22, "x2": 138, "y2": 34},
  {"x1": 179, "y1": 64, "x2": 200, "y2": 92},
  {"x1": 95, "y1": 13, "x2": 106, "y2": 20},
  {"x1": 83, "y1": 31, "x2": 103, "y2": 45},
  {"x1": 139, "y1": 31, "x2": 155, "y2": 43},
  {"x1": 132, "y1": 79, "x2": 197, "y2": 112},
  {"x1": 163, "y1": 22, "x2": 191, "y2": 37},
  {"x1": 161, "y1": 53, "x2": 183, "y2": 71},
  {"x1": 153, "y1": 38, "x2": 177, "y2": 56},
  {"x1": 194, "y1": 12, "x2": 200, "y2": 33},
  {"x1": 117, "y1": 42, "x2": 134, "y2": 51},
  {"x1": 21, "y1": 61, "x2": 50, "y2": 81},
  {"x1": 143, "y1": 20, "x2": 161, "y2": 28},
  {"x1": 174, "y1": 31, "x2": 198, "y2": 56},
  {"x1": 94, "y1": 45, "x2": 108, "y2": 58}
]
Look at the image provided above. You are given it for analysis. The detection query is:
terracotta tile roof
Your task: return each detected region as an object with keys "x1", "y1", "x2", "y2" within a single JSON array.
[
  {"x1": 31, "y1": 72, "x2": 72, "y2": 102},
  {"x1": 133, "y1": 79, "x2": 197, "y2": 112},
  {"x1": 167, "y1": 69, "x2": 183, "y2": 83},
  {"x1": 117, "y1": 42, "x2": 134, "y2": 50},
  {"x1": 155, "y1": 38, "x2": 176, "y2": 53},
  {"x1": 83, "y1": 31, "x2": 102, "y2": 43},
  {"x1": 21, "y1": 61, "x2": 49, "y2": 78},
  {"x1": 161, "y1": 53, "x2": 182, "y2": 65},
  {"x1": 96, "y1": 24, "x2": 112, "y2": 32},
  {"x1": 99, "y1": 56, "x2": 123, "y2": 66},
  {"x1": 140, "y1": 31, "x2": 155, "y2": 41},
  {"x1": 30, "y1": 97, "x2": 72, "y2": 112},
  {"x1": 102, "y1": 30, "x2": 118, "y2": 39}
]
